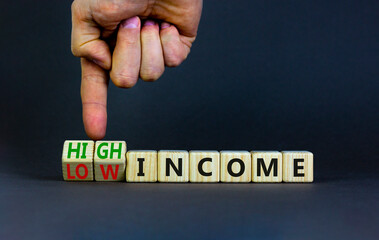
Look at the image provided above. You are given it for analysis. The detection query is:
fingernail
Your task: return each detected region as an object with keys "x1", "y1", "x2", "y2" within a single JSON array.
[
  {"x1": 121, "y1": 16, "x2": 139, "y2": 29},
  {"x1": 144, "y1": 20, "x2": 156, "y2": 26},
  {"x1": 161, "y1": 22, "x2": 170, "y2": 29}
]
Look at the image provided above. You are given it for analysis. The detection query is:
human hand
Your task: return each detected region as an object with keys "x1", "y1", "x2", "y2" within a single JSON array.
[{"x1": 71, "y1": 0, "x2": 203, "y2": 139}]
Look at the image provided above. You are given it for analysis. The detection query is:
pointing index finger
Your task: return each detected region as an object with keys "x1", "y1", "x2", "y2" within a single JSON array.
[{"x1": 81, "y1": 58, "x2": 109, "y2": 140}]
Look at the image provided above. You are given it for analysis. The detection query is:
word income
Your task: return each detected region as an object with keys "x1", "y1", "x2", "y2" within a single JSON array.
[{"x1": 62, "y1": 140, "x2": 314, "y2": 183}]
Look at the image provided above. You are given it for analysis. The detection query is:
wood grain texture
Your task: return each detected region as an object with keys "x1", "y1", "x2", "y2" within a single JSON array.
[
  {"x1": 126, "y1": 151, "x2": 157, "y2": 182},
  {"x1": 282, "y1": 151, "x2": 313, "y2": 182},
  {"x1": 62, "y1": 140, "x2": 94, "y2": 181},
  {"x1": 251, "y1": 151, "x2": 282, "y2": 182},
  {"x1": 189, "y1": 151, "x2": 220, "y2": 182},
  {"x1": 220, "y1": 151, "x2": 251, "y2": 182},
  {"x1": 158, "y1": 150, "x2": 189, "y2": 182},
  {"x1": 94, "y1": 141, "x2": 126, "y2": 181}
]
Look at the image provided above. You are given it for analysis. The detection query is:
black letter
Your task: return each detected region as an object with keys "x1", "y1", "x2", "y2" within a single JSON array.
[
  {"x1": 257, "y1": 158, "x2": 278, "y2": 177},
  {"x1": 137, "y1": 158, "x2": 145, "y2": 176},
  {"x1": 227, "y1": 158, "x2": 245, "y2": 177},
  {"x1": 198, "y1": 158, "x2": 212, "y2": 176},
  {"x1": 166, "y1": 158, "x2": 182, "y2": 176},
  {"x1": 294, "y1": 159, "x2": 304, "y2": 177}
]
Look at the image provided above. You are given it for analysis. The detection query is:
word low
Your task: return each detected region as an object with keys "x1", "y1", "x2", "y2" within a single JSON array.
[{"x1": 62, "y1": 140, "x2": 314, "y2": 183}]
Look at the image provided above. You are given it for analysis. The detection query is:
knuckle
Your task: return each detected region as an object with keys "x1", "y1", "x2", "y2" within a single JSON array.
[
  {"x1": 165, "y1": 54, "x2": 184, "y2": 67},
  {"x1": 71, "y1": 45, "x2": 80, "y2": 57},
  {"x1": 71, "y1": 1, "x2": 79, "y2": 13},
  {"x1": 71, "y1": 0, "x2": 85, "y2": 18},
  {"x1": 111, "y1": 72, "x2": 138, "y2": 88},
  {"x1": 140, "y1": 67, "x2": 164, "y2": 82},
  {"x1": 98, "y1": 0, "x2": 121, "y2": 15}
]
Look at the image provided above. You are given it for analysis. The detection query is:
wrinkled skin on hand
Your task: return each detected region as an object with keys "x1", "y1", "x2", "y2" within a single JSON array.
[{"x1": 71, "y1": 0, "x2": 203, "y2": 140}]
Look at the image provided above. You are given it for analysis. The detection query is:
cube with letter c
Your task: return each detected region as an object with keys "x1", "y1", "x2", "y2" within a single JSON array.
[{"x1": 190, "y1": 151, "x2": 220, "y2": 182}]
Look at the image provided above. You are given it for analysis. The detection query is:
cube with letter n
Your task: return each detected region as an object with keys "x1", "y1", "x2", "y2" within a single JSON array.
[
  {"x1": 94, "y1": 141, "x2": 127, "y2": 181},
  {"x1": 158, "y1": 150, "x2": 189, "y2": 182},
  {"x1": 62, "y1": 140, "x2": 94, "y2": 181}
]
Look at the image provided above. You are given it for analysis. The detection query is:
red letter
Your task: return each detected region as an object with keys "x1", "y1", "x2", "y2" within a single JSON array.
[
  {"x1": 100, "y1": 165, "x2": 119, "y2": 180},
  {"x1": 67, "y1": 164, "x2": 75, "y2": 179},
  {"x1": 76, "y1": 164, "x2": 88, "y2": 179}
]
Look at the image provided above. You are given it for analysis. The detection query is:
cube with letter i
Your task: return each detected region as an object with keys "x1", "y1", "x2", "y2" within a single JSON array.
[
  {"x1": 282, "y1": 151, "x2": 313, "y2": 183},
  {"x1": 62, "y1": 140, "x2": 94, "y2": 181},
  {"x1": 94, "y1": 141, "x2": 127, "y2": 181},
  {"x1": 126, "y1": 150, "x2": 158, "y2": 182}
]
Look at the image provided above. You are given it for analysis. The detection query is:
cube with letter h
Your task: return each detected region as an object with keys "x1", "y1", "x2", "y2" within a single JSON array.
[
  {"x1": 94, "y1": 141, "x2": 127, "y2": 181},
  {"x1": 62, "y1": 140, "x2": 94, "y2": 181}
]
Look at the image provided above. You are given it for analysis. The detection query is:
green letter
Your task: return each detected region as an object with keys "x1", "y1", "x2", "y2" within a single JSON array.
[
  {"x1": 97, "y1": 142, "x2": 109, "y2": 159},
  {"x1": 110, "y1": 143, "x2": 122, "y2": 159},
  {"x1": 68, "y1": 142, "x2": 80, "y2": 159},
  {"x1": 80, "y1": 143, "x2": 88, "y2": 159}
]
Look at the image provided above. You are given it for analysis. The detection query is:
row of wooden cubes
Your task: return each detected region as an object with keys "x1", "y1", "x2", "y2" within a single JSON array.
[{"x1": 62, "y1": 140, "x2": 313, "y2": 182}]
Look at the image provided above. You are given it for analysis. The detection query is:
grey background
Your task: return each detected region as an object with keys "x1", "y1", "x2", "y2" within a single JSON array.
[{"x1": 0, "y1": 0, "x2": 378, "y2": 239}]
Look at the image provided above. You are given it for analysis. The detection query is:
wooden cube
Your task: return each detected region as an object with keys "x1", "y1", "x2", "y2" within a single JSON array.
[
  {"x1": 62, "y1": 140, "x2": 94, "y2": 181},
  {"x1": 189, "y1": 151, "x2": 220, "y2": 182},
  {"x1": 251, "y1": 151, "x2": 282, "y2": 182},
  {"x1": 94, "y1": 141, "x2": 127, "y2": 181},
  {"x1": 158, "y1": 150, "x2": 189, "y2": 182},
  {"x1": 220, "y1": 151, "x2": 251, "y2": 182},
  {"x1": 282, "y1": 151, "x2": 313, "y2": 182},
  {"x1": 126, "y1": 150, "x2": 157, "y2": 182}
]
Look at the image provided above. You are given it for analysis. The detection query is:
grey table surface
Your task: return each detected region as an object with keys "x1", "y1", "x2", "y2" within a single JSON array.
[{"x1": 1, "y1": 161, "x2": 378, "y2": 239}]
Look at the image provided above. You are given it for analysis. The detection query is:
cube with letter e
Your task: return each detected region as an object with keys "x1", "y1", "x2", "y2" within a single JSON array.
[
  {"x1": 62, "y1": 140, "x2": 94, "y2": 181},
  {"x1": 94, "y1": 141, "x2": 127, "y2": 181},
  {"x1": 282, "y1": 151, "x2": 313, "y2": 182}
]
